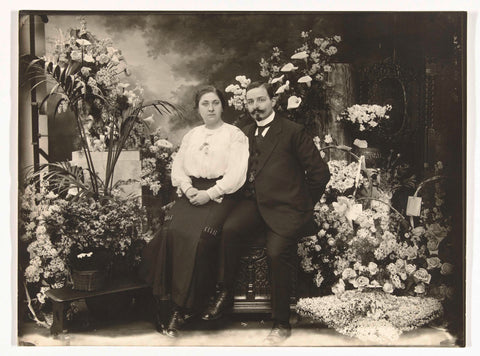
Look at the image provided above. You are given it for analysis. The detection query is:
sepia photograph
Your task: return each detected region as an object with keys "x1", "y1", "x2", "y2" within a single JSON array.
[{"x1": 14, "y1": 8, "x2": 470, "y2": 349}]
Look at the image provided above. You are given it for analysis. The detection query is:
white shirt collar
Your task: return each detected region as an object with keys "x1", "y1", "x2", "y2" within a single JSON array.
[{"x1": 255, "y1": 111, "x2": 275, "y2": 127}]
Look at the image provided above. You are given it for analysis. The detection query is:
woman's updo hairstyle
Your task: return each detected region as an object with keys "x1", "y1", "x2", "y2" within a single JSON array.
[{"x1": 194, "y1": 85, "x2": 226, "y2": 110}]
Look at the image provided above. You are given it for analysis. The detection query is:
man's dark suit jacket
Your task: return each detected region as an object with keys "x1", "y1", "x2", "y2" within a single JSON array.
[{"x1": 242, "y1": 114, "x2": 331, "y2": 239}]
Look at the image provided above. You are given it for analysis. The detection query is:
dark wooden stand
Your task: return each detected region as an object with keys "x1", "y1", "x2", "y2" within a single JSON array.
[{"x1": 45, "y1": 277, "x2": 149, "y2": 335}]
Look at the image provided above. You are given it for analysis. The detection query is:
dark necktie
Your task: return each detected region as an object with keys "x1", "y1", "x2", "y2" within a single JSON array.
[{"x1": 255, "y1": 121, "x2": 273, "y2": 145}]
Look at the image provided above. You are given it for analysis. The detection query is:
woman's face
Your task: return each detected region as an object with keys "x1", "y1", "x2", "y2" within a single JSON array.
[{"x1": 198, "y1": 92, "x2": 223, "y2": 128}]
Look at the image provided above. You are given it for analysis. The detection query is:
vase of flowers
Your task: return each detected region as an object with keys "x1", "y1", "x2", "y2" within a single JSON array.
[{"x1": 337, "y1": 104, "x2": 392, "y2": 166}]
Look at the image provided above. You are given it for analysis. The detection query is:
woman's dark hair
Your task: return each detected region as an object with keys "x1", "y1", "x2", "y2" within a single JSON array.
[
  {"x1": 194, "y1": 85, "x2": 226, "y2": 109},
  {"x1": 246, "y1": 81, "x2": 275, "y2": 99}
]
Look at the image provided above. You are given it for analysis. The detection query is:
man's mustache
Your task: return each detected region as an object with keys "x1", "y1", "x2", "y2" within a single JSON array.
[{"x1": 251, "y1": 109, "x2": 263, "y2": 115}]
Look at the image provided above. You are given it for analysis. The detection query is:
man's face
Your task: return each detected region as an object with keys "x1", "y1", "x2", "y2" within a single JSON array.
[{"x1": 246, "y1": 86, "x2": 276, "y2": 121}]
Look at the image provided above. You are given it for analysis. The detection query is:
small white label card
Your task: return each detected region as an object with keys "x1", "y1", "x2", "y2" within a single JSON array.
[{"x1": 406, "y1": 196, "x2": 422, "y2": 216}]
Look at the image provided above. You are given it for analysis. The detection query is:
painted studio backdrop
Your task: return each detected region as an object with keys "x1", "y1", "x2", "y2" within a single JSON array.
[{"x1": 17, "y1": 12, "x2": 466, "y2": 346}]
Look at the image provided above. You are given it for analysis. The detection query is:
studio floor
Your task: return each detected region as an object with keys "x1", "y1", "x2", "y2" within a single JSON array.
[{"x1": 17, "y1": 312, "x2": 457, "y2": 347}]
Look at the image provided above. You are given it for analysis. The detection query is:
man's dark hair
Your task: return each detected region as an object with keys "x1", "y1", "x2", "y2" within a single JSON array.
[{"x1": 246, "y1": 81, "x2": 275, "y2": 99}]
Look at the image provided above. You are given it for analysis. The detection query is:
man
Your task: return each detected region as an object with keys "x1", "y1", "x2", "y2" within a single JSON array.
[{"x1": 202, "y1": 81, "x2": 330, "y2": 344}]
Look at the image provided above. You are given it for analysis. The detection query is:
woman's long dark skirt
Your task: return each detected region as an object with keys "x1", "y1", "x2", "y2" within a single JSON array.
[{"x1": 139, "y1": 178, "x2": 236, "y2": 311}]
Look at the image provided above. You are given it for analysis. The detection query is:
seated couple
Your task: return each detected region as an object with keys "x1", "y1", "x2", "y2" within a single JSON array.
[{"x1": 139, "y1": 82, "x2": 331, "y2": 345}]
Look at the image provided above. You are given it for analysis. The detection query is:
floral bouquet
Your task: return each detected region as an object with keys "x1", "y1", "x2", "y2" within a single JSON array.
[
  {"x1": 19, "y1": 180, "x2": 152, "y2": 326},
  {"x1": 337, "y1": 104, "x2": 392, "y2": 147},
  {"x1": 139, "y1": 128, "x2": 176, "y2": 197},
  {"x1": 225, "y1": 75, "x2": 251, "y2": 111},
  {"x1": 24, "y1": 18, "x2": 180, "y2": 200},
  {"x1": 227, "y1": 30, "x2": 341, "y2": 135}
]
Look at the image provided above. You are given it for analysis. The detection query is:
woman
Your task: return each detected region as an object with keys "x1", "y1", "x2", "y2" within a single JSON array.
[{"x1": 140, "y1": 86, "x2": 249, "y2": 337}]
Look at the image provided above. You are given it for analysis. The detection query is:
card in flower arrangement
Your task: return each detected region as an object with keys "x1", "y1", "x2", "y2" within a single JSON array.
[{"x1": 406, "y1": 196, "x2": 422, "y2": 217}]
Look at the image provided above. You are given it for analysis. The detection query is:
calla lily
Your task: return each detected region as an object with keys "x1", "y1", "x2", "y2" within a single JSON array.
[
  {"x1": 275, "y1": 80, "x2": 290, "y2": 94},
  {"x1": 291, "y1": 51, "x2": 309, "y2": 60},
  {"x1": 76, "y1": 39, "x2": 91, "y2": 46},
  {"x1": 280, "y1": 63, "x2": 298, "y2": 72},
  {"x1": 270, "y1": 75, "x2": 284, "y2": 84},
  {"x1": 287, "y1": 95, "x2": 302, "y2": 109},
  {"x1": 142, "y1": 115, "x2": 155, "y2": 126},
  {"x1": 297, "y1": 75, "x2": 313, "y2": 87}
]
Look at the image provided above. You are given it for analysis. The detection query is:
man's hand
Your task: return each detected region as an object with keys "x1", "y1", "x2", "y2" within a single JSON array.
[
  {"x1": 189, "y1": 190, "x2": 211, "y2": 206},
  {"x1": 185, "y1": 187, "x2": 199, "y2": 200}
]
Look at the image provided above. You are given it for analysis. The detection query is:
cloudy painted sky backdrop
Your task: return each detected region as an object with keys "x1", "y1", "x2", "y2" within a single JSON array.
[{"x1": 42, "y1": 12, "x2": 346, "y2": 141}]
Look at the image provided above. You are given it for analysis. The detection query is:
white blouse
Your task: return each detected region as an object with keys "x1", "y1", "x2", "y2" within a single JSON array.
[{"x1": 171, "y1": 123, "x2": 249, "y2": 201}]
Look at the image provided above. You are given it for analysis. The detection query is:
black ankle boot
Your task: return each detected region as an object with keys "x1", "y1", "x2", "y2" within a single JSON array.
[
  {"x1": 165, "y1": 310, "x2": 185, "y2": 338},
  {"x1": 201, "y1": 289, "x2": 233, "y2": 321},
  {"x1": 154, "y1": 312, "x2": 165, "y2": 334}
]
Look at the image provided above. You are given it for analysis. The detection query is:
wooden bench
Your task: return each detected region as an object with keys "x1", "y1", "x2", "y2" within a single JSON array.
[
  {"x1": 45, "y1": 241, "x2": 297, "y2": 334},
  {"x1": 45, "y1": 277, "x2": 149, "y2": 335}
]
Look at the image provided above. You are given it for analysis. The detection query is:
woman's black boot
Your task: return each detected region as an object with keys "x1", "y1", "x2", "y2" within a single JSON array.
[{"x1": 165, "y1": 310, "x2": 185, "y2": 338}]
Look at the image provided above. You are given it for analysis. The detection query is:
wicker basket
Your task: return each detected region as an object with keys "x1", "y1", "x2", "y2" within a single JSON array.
[{"x1": 71, "y1": 269, "x2": 107, "y2": 292}]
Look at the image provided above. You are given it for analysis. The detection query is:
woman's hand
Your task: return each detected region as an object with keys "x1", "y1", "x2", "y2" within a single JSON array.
[
  {"x1": 189, "y1": 190, "x2": 211, "y2": 206},
  {"x1": 185, "y1": 187, "x2": 199, "y2": 200}
]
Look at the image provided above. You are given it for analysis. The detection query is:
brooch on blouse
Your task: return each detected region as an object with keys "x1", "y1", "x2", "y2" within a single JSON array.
[{"x1": 199, "y1": 142, "x2": 210, "y2": 155}]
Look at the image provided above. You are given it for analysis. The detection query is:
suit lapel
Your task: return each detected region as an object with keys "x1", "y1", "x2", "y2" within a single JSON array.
[{"x1": 254, "y1": 117, "x2": 282, "y2": 176}]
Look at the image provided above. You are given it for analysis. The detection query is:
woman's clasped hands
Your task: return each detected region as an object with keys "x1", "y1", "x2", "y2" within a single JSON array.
[{"x1": 185, "y1": 187, "x2": 211, "y2": 206}]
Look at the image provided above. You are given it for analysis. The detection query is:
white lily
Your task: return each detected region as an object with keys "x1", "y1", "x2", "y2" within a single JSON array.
[
  {"x1": 270, "y1": 75, "x2": 284, "y2": 84},
  {"x1": 297, "y1": 75, "x2": 313, "y2": 87},
  {"x1": 280, "y1": 63, "x2": 298, "y2": 72},
  {"x1": 287, "y1": 95, "x2": 302, "y2": 109},
  {"x1": 275, "y1": 80, "x2": 290, "y2": 94},
  {"x1": 291, "y1": 51, "x2": 309, "y2": 60}
]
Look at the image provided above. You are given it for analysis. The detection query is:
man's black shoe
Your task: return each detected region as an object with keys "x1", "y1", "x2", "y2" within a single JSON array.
[
  {"x1": 154, "y1": 312, "x2": 165, "y2": 334},
  {"x1": 165, "y1": 310, "x2": 185, "y2": 338},
  {"x1": 264, "y1": 322, "x2": 292, "y2": 345},
  {"x1": 201, "y1": 290, "x2": 233, "y2": 321}
]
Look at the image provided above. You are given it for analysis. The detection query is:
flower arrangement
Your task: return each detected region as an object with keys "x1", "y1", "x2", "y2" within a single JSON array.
[
  {"x1": 337, "y1": 104, "x2": 392, "y2": 147},
  {"x1": 297, "y1": 142, "x2": 454, "y2": 340},
  {"x1": 296, "y1": 290, "x2": 443, "y2": 343},
  {"x1": 24, "y1": 18, "x2": 180, "y2": 199},
  {"x1": 138, "y1": 128, "x2": 178, "y2": 227},
  {"x1": 226, "y1": 30, "x2": 341, "y2": 135},
  {"x1": 19, "y1": 180, "x2": 152, "y2": 326},
  {"x1": 225, "y1": 75, "x2": 251, "y2": 111},
  {"x1": 139, "y1": 128, "x2": 176, "y2": 197},
  {"x1": 338, "y1": 104, "x2": 392, "y2": 132}
]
